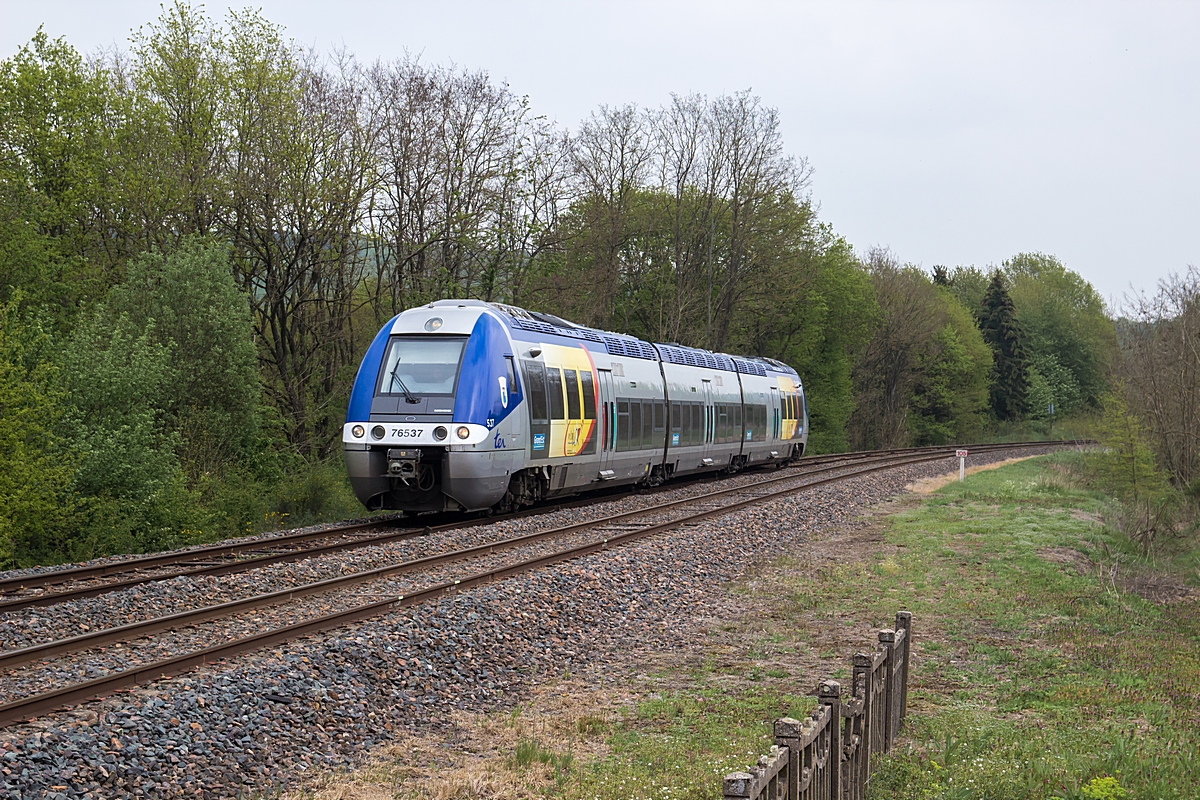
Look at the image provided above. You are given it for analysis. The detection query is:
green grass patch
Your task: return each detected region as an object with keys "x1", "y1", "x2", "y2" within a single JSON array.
[
  {"x1": 569, "y1": 679, "x2": 816, "y2": 800},
  {"x1": 564, "y1": 454, "x2": 1200, "y2": 799}
]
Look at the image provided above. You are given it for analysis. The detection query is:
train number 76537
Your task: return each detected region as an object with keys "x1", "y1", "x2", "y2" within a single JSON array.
[{"x1": 390, "y1": 428, "x2": 421, "y2": 438}]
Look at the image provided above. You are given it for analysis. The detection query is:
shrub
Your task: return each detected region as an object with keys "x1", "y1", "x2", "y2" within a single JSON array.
[{"x1": 1080, "y1": 775, "x2": 1126, "y2": 800}]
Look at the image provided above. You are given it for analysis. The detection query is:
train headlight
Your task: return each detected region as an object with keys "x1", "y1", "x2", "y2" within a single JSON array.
[
  {"x1": 455, "y1": 426, "x2": 471, "y2": 440},
  {"x1": 351, "y1": 425, "x2": 365, "y2": 438},
  {"x1": 433, "y1": 425, "x2": 448, "y2": 441},
  {"x1": 371, "y1": 425, "x2": 386, "y2": 440}
]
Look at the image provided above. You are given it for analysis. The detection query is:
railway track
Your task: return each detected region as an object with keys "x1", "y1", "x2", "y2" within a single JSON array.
[
  {"x1": 0, "y1": 440, "x2": 1079, "y2": 728},
  {"x1": 0, "y1": 440, "x2": 1055, "y2": 612},
  {"x1": 0, "y1": 450, "x2": 894, "y2": 613}
]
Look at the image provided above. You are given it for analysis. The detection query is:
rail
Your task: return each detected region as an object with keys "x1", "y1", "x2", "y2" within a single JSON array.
[
  {"x1": 0, "y1": 442, "x2": 1074, "y2": 728},
  {"x1": 723, "y1": 612, "x2": 913, "y2": 800},
  {"x1": 0, "y1": 439, "x2": 1082, "y2": 605}
]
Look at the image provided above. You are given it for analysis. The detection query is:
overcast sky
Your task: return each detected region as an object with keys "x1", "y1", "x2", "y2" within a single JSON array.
[{"x1": 3, "y1": 0, "x2": 1197, "y2": 304}]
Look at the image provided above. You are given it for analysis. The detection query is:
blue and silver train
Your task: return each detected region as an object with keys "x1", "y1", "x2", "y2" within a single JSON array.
[{"x1": 344, "y1": 300, "x2": 808, "y2": 513}]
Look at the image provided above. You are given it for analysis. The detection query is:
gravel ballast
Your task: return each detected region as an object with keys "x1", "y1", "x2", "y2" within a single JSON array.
[{"x1": 0, "y1": 446, "x2": 1066, "y2": 799}]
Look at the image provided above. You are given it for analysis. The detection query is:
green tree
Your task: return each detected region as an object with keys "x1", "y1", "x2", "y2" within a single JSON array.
[
  {"x1": 908, "y1": 288, "x2": 992, "y2": 444},
  {"x1": 849, "y1": 254, "x2": 942, "y2": 449},
  {"x1": 0, "y1": 29, "x2": 118, "y2": 320},
  {"x1": 979, "y1": 270, "x2": 1029, "y2": 421},
  {"x1": 0, "y1": 300, "x2": 75, "y2": 566},
  {"x1": 127, "y1": 1, "x2": 228, "y2": 239},
  {"x1": 944, "y1": 265, "x2": 989, "y2": 318},
  {"x1": 105, "y1": 238, "x2": 263, "y2": 478},
  {"x1": 737, "y1": 222, "x2": 875, "y2": 453},
  {"x1": 1091, "y1": 391, "x2": 1176, "y2": 554},
  {"x1": 1004, "y1": 252, "x2": 1115, "y2": 408},
  {"x1": 1026, "y1": 352, "x2": 1082, "y2": 421},
  {"x1": 60, "y1": 309, "x2": 193, "y2": 555}
]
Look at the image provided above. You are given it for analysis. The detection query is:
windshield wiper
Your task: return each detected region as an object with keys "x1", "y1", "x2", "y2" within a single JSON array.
[{"x1": 388, "y1": 364, "x2": 420, "y2": 404}]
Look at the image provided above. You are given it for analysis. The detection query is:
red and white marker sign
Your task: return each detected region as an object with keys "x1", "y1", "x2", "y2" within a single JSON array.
[
  {"x1": 957, "y1": 449, "x2": 968, "y2": 481},
  {"x1": 956, "y1": 449, "x2": 969, "y2": 458}
]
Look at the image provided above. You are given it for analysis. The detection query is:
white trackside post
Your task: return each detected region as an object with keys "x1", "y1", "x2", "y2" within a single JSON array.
[{"x1": 956, "y1": 449, "x2": 968, "y2": 481}]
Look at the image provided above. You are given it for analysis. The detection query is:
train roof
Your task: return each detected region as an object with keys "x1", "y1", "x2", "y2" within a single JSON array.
[{"x1": 416, "y1": 300, "x2": 798, "y2": 379}]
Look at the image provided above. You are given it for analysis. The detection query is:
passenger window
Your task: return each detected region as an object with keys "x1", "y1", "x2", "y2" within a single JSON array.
[
  {"x1": 630, "y1": 402, "x2": 642, "y2": 448},
  {"x1": 671, "y1": 402, "x2": 681, "y2": 430},
  {"x1": 653, "y1": 401, "x2": 665, "y2": 431},
  {"x1": 564, "y1": 369, "x2": 581, "y2": 419},
  {"x1": 580, "y1": 371, "x2": 596, "y2": 419},
  {"x1": 524, "y1": 361, "x2": 548, "y2": 423},
  {"x1": 546, "y1": 368, "x2": 565, "y2": 420}
]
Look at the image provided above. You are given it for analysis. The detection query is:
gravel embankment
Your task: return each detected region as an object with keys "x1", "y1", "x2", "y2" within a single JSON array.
[{"x1": 0, "y1": 446, "x2": 1064, "y2": 799}]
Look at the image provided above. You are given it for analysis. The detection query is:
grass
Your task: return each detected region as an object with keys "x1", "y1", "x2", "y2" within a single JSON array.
[{"x1": 564, "y1": 454, "x2": 1200, "y2": 800}]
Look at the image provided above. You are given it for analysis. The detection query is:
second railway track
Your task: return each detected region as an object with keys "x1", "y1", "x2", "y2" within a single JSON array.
[{"x1": 0, "y1": 441, "x2": 1074, "y2": 728}]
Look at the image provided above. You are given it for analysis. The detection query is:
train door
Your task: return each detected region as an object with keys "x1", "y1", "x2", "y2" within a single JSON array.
[
  {"x1": 524, "y1": 359, "x2": 551, "y2": 459},
  {"x1": 769, "y1": 386, "x2": 781, "y2": 444},
  {"x1": 597, "y1": 369, "x2": 617, "y2": 478},
  {"x1": 702, "y1": 379, "x2": 715, "y2": 465}
]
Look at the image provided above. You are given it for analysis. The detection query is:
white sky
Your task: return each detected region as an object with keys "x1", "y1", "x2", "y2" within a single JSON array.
[{"x1": 3, "y1": 0, "x2": 1197, "y2": 305}]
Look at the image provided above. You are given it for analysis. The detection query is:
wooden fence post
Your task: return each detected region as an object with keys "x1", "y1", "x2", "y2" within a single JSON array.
[
  {"x1": 818, "y1": 679, "x2": 841, "y2": 800},
  {"x1": 878, "y1": 629, "x2": 896, "y2": 752},
  {"x1": 895, "y1": 611, "x2": 912, "y2": 726},
  {"x1": 852, "y1": 652, "x2": 873, "y2": 791},
  {"x1": 774, "y1": 717, "x2": 802, "y2": 799}
]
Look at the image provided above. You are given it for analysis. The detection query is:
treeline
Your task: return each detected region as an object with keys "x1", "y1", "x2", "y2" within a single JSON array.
[{"x1": 0, "y1": 3, "x2": 1117, "y2": 566}]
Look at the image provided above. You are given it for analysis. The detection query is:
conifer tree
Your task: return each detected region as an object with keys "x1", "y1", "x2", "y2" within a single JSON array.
[{"x1": 979, "y1": 270, "x2": 1029, "y2": 420}]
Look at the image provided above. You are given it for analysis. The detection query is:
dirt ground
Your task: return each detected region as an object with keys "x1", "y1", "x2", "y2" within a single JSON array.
[{"x1": 904, "y1": 455, "x2": 1039, "y2": 494}]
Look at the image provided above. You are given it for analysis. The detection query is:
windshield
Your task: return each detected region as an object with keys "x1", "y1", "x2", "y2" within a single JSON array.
[{"x1": 376, "y1": 337, "x2": 466, "y2": 396}]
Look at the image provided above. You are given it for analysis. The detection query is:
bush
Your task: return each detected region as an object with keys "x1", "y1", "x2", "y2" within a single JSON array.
[
  {"x1": 1087, "y1": 392, "x2": 1180, "y2": 555},
  {"x1": 1080, "y1": 775, "x2": 1127, "y2": 800},
  {"x1": 268, "y1": 459, "x2": 365, "y2": 528},
  {"x1": 0, "y1": 300, "x2": 76, "y2": 567}
]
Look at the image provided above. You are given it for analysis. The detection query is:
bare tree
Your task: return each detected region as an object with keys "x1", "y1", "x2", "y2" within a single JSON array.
[
  {"x1": 1119, "y1": 267, "x2": 1200, "y2": 488},
  {"x1": 705, "y1": 91, "x2": 810, "y2": 350},
  {"x1": 221, "y1": 13, "x2": 375, "y2": 455},
  {"x1": 569, "y1": 103, "x2": 653, "y2": 328}
]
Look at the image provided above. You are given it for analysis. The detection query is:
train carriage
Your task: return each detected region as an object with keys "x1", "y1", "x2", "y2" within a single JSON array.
[{"x1": 344, "y1": 300, "x2": 808, "y2": 513}]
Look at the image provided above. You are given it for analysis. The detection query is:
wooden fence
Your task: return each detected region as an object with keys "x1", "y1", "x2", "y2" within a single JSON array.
[{"x1": 722, "y1": 611, "x2": 913, "y2": 800}]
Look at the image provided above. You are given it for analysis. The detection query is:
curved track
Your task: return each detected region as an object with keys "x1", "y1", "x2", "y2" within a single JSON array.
[
  {"x1": 0, "y1": 440, "x2": 1080, "y2": 727},
  {"x1": 0, "y1": 440, "x2": 1055, "y2": 611}
]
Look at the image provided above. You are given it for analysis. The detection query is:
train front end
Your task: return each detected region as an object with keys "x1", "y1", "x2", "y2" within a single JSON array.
[{"x1": 343, "y1": 301, "x2": 524, "y2": 513}]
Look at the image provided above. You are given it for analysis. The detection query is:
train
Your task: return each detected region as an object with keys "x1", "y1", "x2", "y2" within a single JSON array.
[{"x1": 343, "y1": 300, "x2": 808, "y2": 513}]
